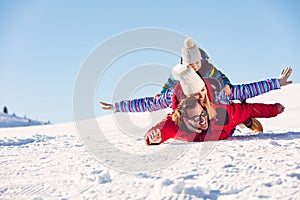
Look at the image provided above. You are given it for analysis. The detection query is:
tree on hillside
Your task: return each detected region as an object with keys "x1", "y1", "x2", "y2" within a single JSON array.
[{"x1": 3, "y1": 106, "x2": 8, "y2": 114}]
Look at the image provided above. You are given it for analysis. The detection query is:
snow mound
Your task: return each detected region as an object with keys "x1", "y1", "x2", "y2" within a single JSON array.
[
  {"x1": 0, "y1": 112, "x2": 49, "y2": 128},
  {"x1": 0, "y1": 134, "x2": 55, "y2": 147}
]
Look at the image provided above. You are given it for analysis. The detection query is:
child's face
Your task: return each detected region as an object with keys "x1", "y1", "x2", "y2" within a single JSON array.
[
  {"x1": 187, "y1": 60, "x2": 201, "y2": 71},
  {"x1": 192, "y1": 86, "x2": 207, "y2": 104}
]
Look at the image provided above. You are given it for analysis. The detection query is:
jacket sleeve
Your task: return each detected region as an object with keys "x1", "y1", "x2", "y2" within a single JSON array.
[
  {"x1": 198, "y1": 62, "x2": 231, "y2": 87},
  {"x1": 146, "y1": 117, "x2": 178, "y2": 144},
  {"x1": 229, "y1": 103, "x2": 279, "y2": 126},
  {"x1": 114, "y1": 88, "x2": 173, "y2": 112},
  {"x1": 160, "y1": 75, "x2": 178, "y2": 93},
  {"x1": 146, "y1": 115, "x2": 199, "y2": 145},
  {"x1": 229, "y1": 78, "x2": 281, "y2": 102}
]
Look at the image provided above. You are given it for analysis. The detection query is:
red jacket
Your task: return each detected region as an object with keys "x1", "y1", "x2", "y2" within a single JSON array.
[
  {"x1": 147, "y1": 103, "x2": 279, "y2": 144},
  {"x1": 146, "y1": 79, "x2": 279, "y2": 144}
]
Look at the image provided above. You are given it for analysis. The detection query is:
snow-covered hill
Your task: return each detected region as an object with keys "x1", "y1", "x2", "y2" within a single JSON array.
[
  {"x1": 0, "y1": 84, "x2": 299, "y2": 199},
  {"x1": 0, "y1": 112, "x2": 49, "y2": 128}
]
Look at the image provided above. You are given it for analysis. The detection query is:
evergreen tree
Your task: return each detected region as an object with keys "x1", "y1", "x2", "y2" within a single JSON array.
[{"x1": 3, "y1": 106, "x2": 8, "y2": 114}]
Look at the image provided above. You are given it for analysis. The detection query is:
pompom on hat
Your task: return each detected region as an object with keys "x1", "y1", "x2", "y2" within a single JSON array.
[
  {"x1": 181, "y1": 38, "x2": 202, "y2": 67},
  {"x1": 172, "y1": 64, "x2": 205, "y2": 96}
]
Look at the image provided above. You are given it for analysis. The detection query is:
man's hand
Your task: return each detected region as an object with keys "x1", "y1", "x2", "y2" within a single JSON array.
[
  {"x1": 222, "y1": 84, "x2": 232, "y2": 96},
  {"x1": 278, "y1": 66, "x2": 293, "y2": 87},
  {"x1": 99, "y1": 101, "x2": 114, "y2": 110},
  {"x1": 275, "y1": 103, "x2": 285, "y2": 114},
  {"x1": 144, "y1": 129, "x2": 162, "y2": 145}
]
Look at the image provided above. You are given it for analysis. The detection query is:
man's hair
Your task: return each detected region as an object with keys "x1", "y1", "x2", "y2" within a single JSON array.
[
  {"x1": 177, "y1": 97, "x2": 200, "y2": 117},
  {"x1": 173, "y1": 96, "x2": 205, "y2": 127}
]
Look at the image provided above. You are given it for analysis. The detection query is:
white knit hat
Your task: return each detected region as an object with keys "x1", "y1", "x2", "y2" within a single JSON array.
[
  {"x1": 181, "y1": 38, "x2": 202, "y2": 67},
  {"x1": 172, "y1": 64, "x2": 205, "y2": 96}
]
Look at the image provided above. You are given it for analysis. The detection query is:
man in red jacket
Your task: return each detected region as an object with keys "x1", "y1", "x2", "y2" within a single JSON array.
[
  {"x1": 144, "y1": 68, "x2": 285, "y2": 145},
  {"x1": 144, "y1": 96, "x2": 284, "y2": 145}
]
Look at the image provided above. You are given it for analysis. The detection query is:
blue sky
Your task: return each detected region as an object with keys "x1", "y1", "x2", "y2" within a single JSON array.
[{"x1": 0, "y1": 0, "x2": 299, "y2": 123}]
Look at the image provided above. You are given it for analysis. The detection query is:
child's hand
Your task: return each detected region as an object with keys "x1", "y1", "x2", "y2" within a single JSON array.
[
  {"x1": 222, "y1": 85, "x2": 231, "y2": 96},
  {"x1": 99, "y1": 101, "x2": 114, "y2": 110},
  {"x1": 278, "y1": 66, "x2": 292, "y2": 86}
]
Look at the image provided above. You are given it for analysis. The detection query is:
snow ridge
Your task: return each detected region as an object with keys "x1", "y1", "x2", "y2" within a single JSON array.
[
  {"x1": 0, "y1": 112, "x2": 49, "y2": 128},
  {"x1": 0, "y1": 134, "x2": 55, "y2": 147}
]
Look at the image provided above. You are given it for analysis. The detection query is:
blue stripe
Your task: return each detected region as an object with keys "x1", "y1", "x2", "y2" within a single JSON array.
[
  {"x1": 270, "y1": 79, "x2": 275, "y2": 89},
  {"x1": 253, "y1": 83, "x2": 258, "y2": 96},
  {"x1": 137, "y1": 99, "x2": 144, "y2": 112},
  {"x1": 234, "y1": 85, "x2": 238, "y2": 100},
  {"x1": 249, "y1": 84, "x2": 255, "y2": 97},
  {"x1": 241, "y1": 84, "x2": 245, "y2": 100},
  {"x1": 214, "y1": 72, "x2": 221, "y2": 79},
  {"x1": 145, "y1": 98, "x2": 150, "y2": 111},
  {"x1": 263, "y1": 81, "x2": 268, "y2": 92},
  {"x1": 205, "y1": 71, "x2": 210, "y2": 77},
  {"x1": 123, "y1": 101, "x2": 128, "y2": 112},
  {"x1": 246, "y1": 84, "x2": 251, "y2": 99},
  {"x1": 114, "y1": 103, "x2": 120, "y2": 112},
  {"x1": 275, "y1": 79, "x2": 280, "y2": 88}
]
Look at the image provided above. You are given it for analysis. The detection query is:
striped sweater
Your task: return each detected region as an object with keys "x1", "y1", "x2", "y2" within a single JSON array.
[{"x1": 114, "y1": 78, "x2": 281, "y2": 112}]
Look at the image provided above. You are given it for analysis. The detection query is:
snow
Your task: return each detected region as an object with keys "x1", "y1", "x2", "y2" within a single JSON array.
[
  {"x1": 0, "y1": 113, "x2": 49, "y2": 128},
  {"x1": 1, "y1": 84, "x2": 300, "y2": 199}
]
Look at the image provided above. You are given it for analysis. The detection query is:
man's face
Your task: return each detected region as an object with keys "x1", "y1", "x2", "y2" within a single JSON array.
[
  {"x1": 187, "y1": 60, "x2": 201, "y2": 71},
  {"x1": 183, "y1": 103, "x2": 209, "y2": 131}
]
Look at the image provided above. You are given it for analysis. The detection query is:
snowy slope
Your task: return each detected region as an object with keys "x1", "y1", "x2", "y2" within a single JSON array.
[
  {"x1": 0, "y1": 84, "x2": 300, "y2": 199},
  {"x1": 0, "y1": 112, "x2": 49, "y2": 128}
]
